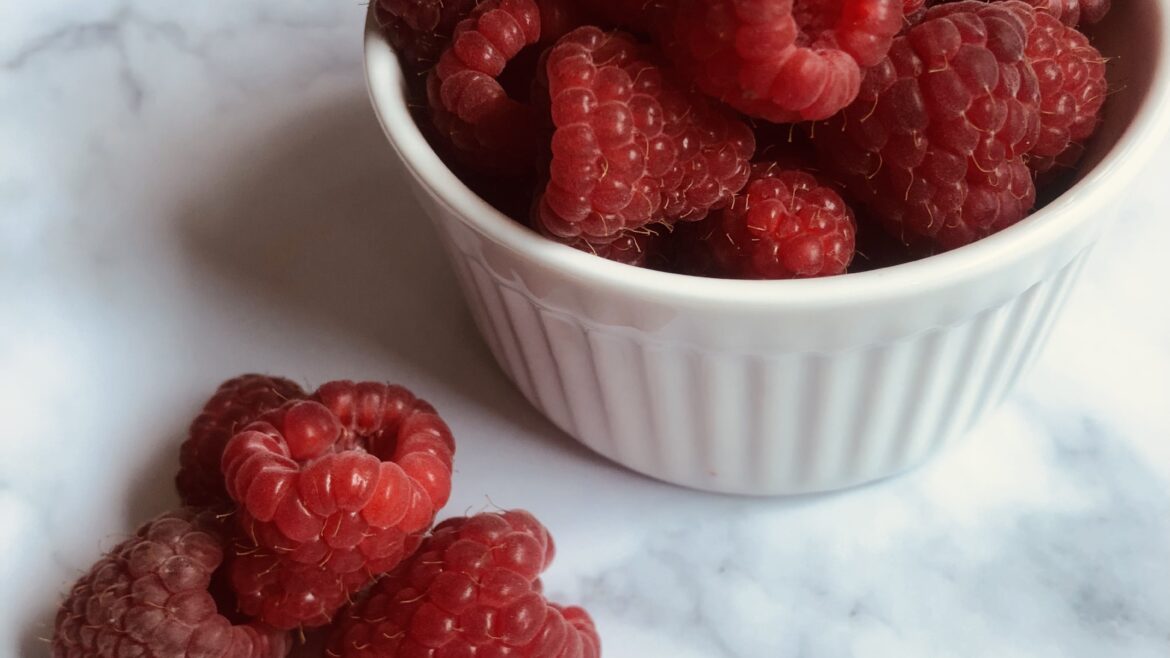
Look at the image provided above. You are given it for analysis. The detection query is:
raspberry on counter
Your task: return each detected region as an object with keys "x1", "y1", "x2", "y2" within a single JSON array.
[
  {"x1": 177, "y1": 374, "x2": 306, "y2": 509},
  {"x1": 221, "y1": 382, "x2": 456, "y2": 629},
  {"x1": 52, "y1": 510, "x2": 290, "y2": 658},
  {"x1": 326, "y1": 510, "x2": 599, "y2": 658}
]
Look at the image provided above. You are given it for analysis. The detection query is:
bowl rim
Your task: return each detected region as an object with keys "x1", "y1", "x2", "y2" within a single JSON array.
[{"x1": 363, "y1": 4, "x2": 1170, "y2": 309}]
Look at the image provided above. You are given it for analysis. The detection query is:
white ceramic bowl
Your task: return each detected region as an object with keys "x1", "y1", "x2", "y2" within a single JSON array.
[{"x1": 364, "y1": 3, "x2": 1170, "y2": 495}]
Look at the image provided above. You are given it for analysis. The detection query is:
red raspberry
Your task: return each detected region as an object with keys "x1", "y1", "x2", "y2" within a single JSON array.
[
  {"x1": 52, "y1": 510, "x2": 289, "y2": 658},
  {"x1": 177, "y1": 374, "x2": 305, "y2": 509},
  {"x1": 426, "y1": 0, "x2": 544, "y2": 176},
  {"x1": 814, "y1": 1, "x2": 1042, "y2": 250},
  {"x1": 374, "y1": 0, "x2": 481, "y2": 72},
  {"x1": 1025, "y1": 10, "x2": 1106, "y2": 173},
  {"x1": 655, "y1": 0, "x2": 904, "y2": 122},
  {"x1": 221, "y1": 382, "x2": 456, "y2": 629},
  {"x1": 536, "y1": 27, "x2": 755, "y2": 243},
  {"x1": 326, "y1": 511, "x2": 600, "y2": 658},
  {"x1": 688, "y1": 164, "x2": 857, "y2": 279}
]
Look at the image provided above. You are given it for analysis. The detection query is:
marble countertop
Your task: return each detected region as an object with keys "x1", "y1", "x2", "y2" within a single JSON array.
[{"x1": 3, "y1": 2, "x2": 1168, "y2": 656}]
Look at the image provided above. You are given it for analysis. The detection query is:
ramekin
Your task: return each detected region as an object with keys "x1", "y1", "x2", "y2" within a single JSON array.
[{"x1": 364, "y1": 2, "x2": 1170, "y2": 495}]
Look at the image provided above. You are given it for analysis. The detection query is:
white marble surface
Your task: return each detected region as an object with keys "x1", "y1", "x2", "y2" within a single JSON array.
[{"x1": 2, "y1": 2, "x2": 1169, "y2": 656}]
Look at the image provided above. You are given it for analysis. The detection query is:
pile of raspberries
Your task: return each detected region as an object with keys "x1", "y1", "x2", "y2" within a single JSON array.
[
  {"x1": 378, "y1": 0, "x2": 1110, "y2": 278},
  {"x1": 52, "y1": 375, "x2": 600, "y2": 658}
]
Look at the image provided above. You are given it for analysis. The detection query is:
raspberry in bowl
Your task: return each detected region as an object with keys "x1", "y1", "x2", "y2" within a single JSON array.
[{"x1": 364, "y1": 0, "x2": 1170, "y2": 495}]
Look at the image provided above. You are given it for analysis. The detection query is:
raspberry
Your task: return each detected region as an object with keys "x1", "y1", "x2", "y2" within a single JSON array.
[
  {"x1": 1025, "y1": 10, "x2": 1106, "y2": 173},
  {"x1": 221, "y1": 382, "x2": 456, "y2": 629},
  {"x1": 325, "y1": 511, "x2": 600, "y2": 658},
  {"x1": 52, "y1": 510, "x2": 289, "y2": 658},
  {"x1": 426, "y1": 0, "x2": 544, "y2": 176},
  {"x1": 655, "y1": 0, "x2": 904, "y2": 122},
  {"x1": 375, "y1": 0, "x2": 481, "y2": 72},
  {"x1": 814, "y1": 1, "x2": 1042, "y2": 250},
  {"x1": 177, "y1": 374, "x2": 305, "y2": 509},
  {"x1": 687, "y1": 164, "x2": 857, "y2": 279},
  {"x1": 536, "y1": 27, "x2": 755, "y2": 243}
]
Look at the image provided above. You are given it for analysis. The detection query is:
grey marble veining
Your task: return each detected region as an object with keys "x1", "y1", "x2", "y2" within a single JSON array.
[{"x1": 2, "y1": 2, "x2": 1168, "y2": 656}]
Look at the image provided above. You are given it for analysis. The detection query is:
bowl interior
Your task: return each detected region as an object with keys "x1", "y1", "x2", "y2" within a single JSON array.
[{"x1": 364, "y1": 0, "x2": 1170, "y2": 307}]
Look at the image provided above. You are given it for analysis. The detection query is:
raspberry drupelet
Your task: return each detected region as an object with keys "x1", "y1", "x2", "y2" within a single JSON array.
[
  {"x1": 221, "y1": 382, "x2": 456, "y2": 629},
  {"x1": 655, "y1": 0, "x2": 905, "y2": 122},
  {"x1": 326, "y1": 511, "x2": 600, "y2": 658},
  {"x1": 692, "y1": 164, "x2": 857, "y2": 279},
  {"x1": 814, "y1": 1, "x2": 1043, "y2": 250},
  {"x1": 52, "y1": 510, "x2": 289, "y2": 658},
  {"x1": 177, "y1": 374, "x2": 305, "y2": 509},
  {"x1": 536, "y1": 26, "x2": 755, "y2": 244}
]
